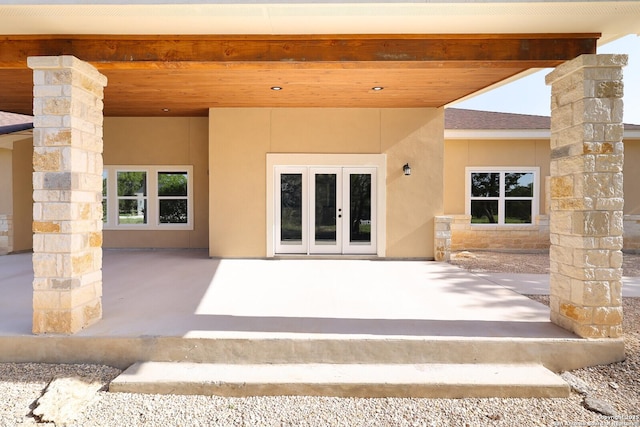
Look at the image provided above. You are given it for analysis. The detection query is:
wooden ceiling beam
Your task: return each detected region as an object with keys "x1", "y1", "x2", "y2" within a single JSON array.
[{"x1": 0, "y1": 34, "x2": 598, "y2": 69}]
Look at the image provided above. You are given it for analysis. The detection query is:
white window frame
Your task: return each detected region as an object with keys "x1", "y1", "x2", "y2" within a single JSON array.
[
  {"x1": 465, "y1": 166, "x2": 539, "y2": 227},
  {"x1": 103, "y1": 165, "x2": 194, "y2": 230}
]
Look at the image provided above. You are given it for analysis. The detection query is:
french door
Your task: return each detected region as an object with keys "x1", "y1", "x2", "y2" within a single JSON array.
[{"x1": 275, "y1": 166, "x2": 377, "y2": 255}]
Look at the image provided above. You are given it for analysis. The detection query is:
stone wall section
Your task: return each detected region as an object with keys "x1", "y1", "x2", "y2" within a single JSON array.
[
  {"x1": 0, "y1": 214, "x2": 13, "y2": 255},
  {"x1": 450, "y1": 215, "x2": 550, "y2": 251},
  {"x1": 28, "y1": 56, "x2": 107, "y2": 334},
  {"x1": 434, "y1": 216, "x2": 452, "y2": 261},
  {"x1": 545, "y1": 54, "x2": 627, "y2": 339}
]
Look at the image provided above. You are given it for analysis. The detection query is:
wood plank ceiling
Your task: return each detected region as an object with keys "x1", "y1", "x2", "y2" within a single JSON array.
[{"x1": 0, "y1": 34, "x2": 598, "y2": 117}]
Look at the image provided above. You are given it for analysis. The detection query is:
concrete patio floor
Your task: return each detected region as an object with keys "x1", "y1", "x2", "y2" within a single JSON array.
[
  {"x1": 0, "y1": 250, "x2": 626, "y2": 371},
  {"x1": 1, "y1": 249, "x2": 575, "y2": 339}
]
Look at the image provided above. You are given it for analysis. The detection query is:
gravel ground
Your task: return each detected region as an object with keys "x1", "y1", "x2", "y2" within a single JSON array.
[{"x1": 1, "y1": 252, "x2": 639, "y2": 426}]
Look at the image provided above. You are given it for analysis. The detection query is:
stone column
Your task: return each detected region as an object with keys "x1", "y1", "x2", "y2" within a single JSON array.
[
  {"x1": 28, "y1": 56, "x2": 107, "y2": 334},
  {"x1": 545, "y1": 54, "x2": 627, "y2": 338}
]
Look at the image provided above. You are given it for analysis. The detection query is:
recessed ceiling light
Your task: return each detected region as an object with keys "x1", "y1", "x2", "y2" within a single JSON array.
[
  {"x1": 271, "y1": 86, "x2": 283, "y2": 91},
  {"x1": 372, "y1": 86, "x2": 384, "y2": 91},
  {"x1": 162, "y1": 108, "x2": 170, "y2": 112}
]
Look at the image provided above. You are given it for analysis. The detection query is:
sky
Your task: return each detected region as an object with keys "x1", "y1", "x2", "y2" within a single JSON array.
[{"x1": 454, "y1": 34, "x2": 640, "y2": 125}]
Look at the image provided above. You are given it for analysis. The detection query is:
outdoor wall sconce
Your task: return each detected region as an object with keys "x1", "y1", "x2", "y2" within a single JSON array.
[{"x1": 403, "y1": 163, "x2": 411, "y2": 176}]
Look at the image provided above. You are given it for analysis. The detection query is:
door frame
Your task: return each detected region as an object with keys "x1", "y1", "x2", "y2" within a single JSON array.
[{"x1": 267, "y1": 153, "x2": 386, "y2": 257}]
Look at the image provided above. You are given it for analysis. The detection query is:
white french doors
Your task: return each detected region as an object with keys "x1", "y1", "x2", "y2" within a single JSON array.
[{"x1": 275, "y1": 166, "x2": 377, "y2": 255}]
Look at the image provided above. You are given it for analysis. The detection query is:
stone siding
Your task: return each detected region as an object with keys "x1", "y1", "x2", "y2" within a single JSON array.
[
  {"x1": 450, "y1": 215, "x2": 550, "y2": 251},
  {"x1": 545, "y1": 54, "x2": 627, "y2": 339},
  {"x1": 449, "y1": 214, "x2": 639, "y2": 252},
  {"x1": 434, "y1": 216, "x2": 452, "y2": 261},
  {"x1": 29, "y1": 56, "x2": 107, "y2": 335}
]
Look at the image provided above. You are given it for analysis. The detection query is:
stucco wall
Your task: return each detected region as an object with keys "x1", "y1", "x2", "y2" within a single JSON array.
[
  {"x1": 209, "y1": 108, "x2": 443, "y2": 259},
  {"x1": 103, "y1": 117, "x2": 209, "y2": 249},
  {"x1": 0, "y1": 149, "x2": 12, "y2": 214},
  {"x1": 624, "y1": 139, "x2": 640, "y2": 215},
  {"x1": 12, "y1": 139, "x2": 33, "y2": 253}
]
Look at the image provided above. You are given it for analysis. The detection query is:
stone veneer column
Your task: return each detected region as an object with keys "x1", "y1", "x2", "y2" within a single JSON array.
[
  {"x1": 545, "y1": 54, "x2": 627, "y2": 338},
  {"x1": 28, "y1": 56, "x2": 107, "y2": 334}
]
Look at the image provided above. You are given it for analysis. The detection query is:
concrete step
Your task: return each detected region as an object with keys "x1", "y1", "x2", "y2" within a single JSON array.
[{"x1": 109, "y1": 362, "x2": 570, "y2": 398}]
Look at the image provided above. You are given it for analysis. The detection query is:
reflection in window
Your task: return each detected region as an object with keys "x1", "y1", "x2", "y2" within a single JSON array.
[
  {"x1": 102, "y1": 170, "x2": 108, "y2": 223},
  {"x1": 158, "y1": 171, "x2": 188, "y2": 224},
  {"x1": 470, "y1": 200, "x2": 499, "y2": 224},
  {"x1": 350, "y1": 174, "x2": 371, "y2": 242},
  {"x1": 471, "y1": 173, "x2": 500, "y2": 197},
  {"x1": 281, "y1": 174, "x2": 303, "y2": 242},
  {"x1": 315, "y1": 174, "x2": 337, "y2": 242},
  {"x1": 117, "y1": 171, "x2": 147, "y2": 225}
]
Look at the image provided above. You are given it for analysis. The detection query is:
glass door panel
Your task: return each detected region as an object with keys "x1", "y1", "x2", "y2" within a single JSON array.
[
  {"x1": 310, "y1": 168, "x2": 342, "y2": 254},
  {"x1": 275, "y1": 168, "x2": 307, "y2": 254},
  {"x1": 343, "y1": 168, "x2": 376, "y2": 254},
  {"x1": 274, "y1": 165, "x2": 377, "y2": 256}
]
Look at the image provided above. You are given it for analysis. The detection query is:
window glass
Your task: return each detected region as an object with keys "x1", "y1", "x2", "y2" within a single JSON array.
[
  {"x1": 280, "y1": 174, "x2": 303, "y2": 242},
  {"x1": 505, "y1": 173, "x2": 534, "y2": 197},
  {"x1": 118, "y1": 199, "x2": 147, "y2": 224},
  {"x1": 314, "y1": 174, "x2": 337, "y2": 242},
  {"x1": 102, "y1": 170, "x2": 108, "y2": 223},
  {"x1": 505, "y1": 200, "x2": 532, "y2": 224},
  {"x1": 117, "y1": 171, "x2": 147, "y2": 225},
  {"x1": 158, "y1": 171, "x2": 188, "y2": 224},
  {"x1": 471, "y1": 173, "x2": 500, "y2": 197},
  {"x1": 158, "y1": 172, "x2": 188, "y2": 197},
  {"x1": 159, "y1": 200, "x2": 188, "y2": 224},
  {"x1": 471, "y1": 200, "x2": 499, "y2": 224},
  {"x1": 350, "y1": 174, "x2": 372, "y2": 242},
  {"x1": 117, "y1": 171, "x2": 147, "y2": 196}
]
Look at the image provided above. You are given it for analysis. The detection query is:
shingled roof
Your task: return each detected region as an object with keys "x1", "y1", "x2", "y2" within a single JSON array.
[
  {"x1": 0, "y1": 111, "x2": 33, "y2": 135},
  {"x1": 445, "y1": 108, "x2": 640, "y2": 131}
]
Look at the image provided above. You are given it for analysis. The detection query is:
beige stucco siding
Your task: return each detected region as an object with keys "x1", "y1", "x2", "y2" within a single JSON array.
[
  {"x1": 624, "y1": 139, "x2": 640, "y2": 215},
  {"x1": 382, "y1": 109, "x2": 443, "y2": 258},
  {"x1": 444, "y1": 139, "x2": 551, "y2": 216},
  {"x1": 103, "y1": 117, "x2": 209, "y2": 249},
  {"x1": 209, "y1": 107, "x2": 443, "y2": 259},
  {"x1": 12, "y1": 139, "x2": 33, "y2": 252},
  {"x1": 0, "y1": 149, "x2": 12, "y2": 214}
]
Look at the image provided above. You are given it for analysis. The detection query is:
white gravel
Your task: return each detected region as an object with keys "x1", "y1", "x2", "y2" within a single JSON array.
[{"x1": 2, "y1": 303, "x2": 639, "y2": 427}]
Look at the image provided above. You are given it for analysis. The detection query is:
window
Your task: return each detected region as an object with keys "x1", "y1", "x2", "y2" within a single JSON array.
[
  {"x1": 102, "y1": 170, "x2": 108, "y2": 224},
  {"x1": 103, "y1": 166, "x2": 193, "y2": 230},
  {"x1": 466, "y1": 167, "x2": 538, "y2": 225}
]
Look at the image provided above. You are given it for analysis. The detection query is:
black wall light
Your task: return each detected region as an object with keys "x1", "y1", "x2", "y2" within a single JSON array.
[{"x1": 403, "y1": 163, "x2": 411, "y2": 176}]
